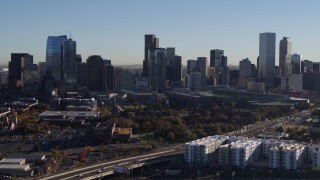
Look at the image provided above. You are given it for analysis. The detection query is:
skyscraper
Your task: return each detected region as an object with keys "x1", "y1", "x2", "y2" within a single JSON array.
[
  {"x1": 210, "y1": 49, "x2": 224, "y2": 67},
  {"x1": 187, "y1": 60, "x2": 197, "y2": 75},
  {"x1": 143, "y1": 34, "x2": 159, "y2": 77},
  {"x1": 63, "y1": 38, "x2": 77, "y2": 84},
  {"x1": 196, "y1": 57, "x2": 208, "y2": 76},
  {"x1": 46, "y1": 35, "x2": 67, "y2": 80},
  {"x1": 76, "y1": 62, "x2": 87, "y2": 87},
  {"x1": 103, "y1": 60, "x2": 113, "y2": 91},
  {"x1": 209, "y1": 49, "x2": 229, "y2": 86},
  {"x1": 279, "y1": 37, "x2": 292, "y2": 76},
  {"x1": 87, "y1": 55, "x2": 104, "y2": 91},
  {"x1": 148, "y1": 48, "x2": 167, "y2": 90},
  {"x1": 239, "y1": 58, "x2": 252, "y2": 77},
  {"x1": 8, "y1": 53, "x2": 33, "y2": 91},
  {"x1": 166, "y1": 55, "x2": 182, "y2": 82},
  {"x1": 259, "y1": 32, "x2": 276, "y2": 86},
  {"x1": 291, "y1": 53, "x2": 301, "y2": 74}
]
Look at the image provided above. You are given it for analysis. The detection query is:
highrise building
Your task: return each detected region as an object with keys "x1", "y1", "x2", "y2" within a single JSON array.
[
  {"x1": 86, "y1": 56, "x2": 113, "y2": 91},
  {"x1": 187, "y1": 60, "x2": 197, "y2": 75},
  {"x1": 76, "y1": 62, "x2": 87, "y2": 87},
  {"x1": 259, "y1": 32, "x2": 276, "y2": 86},
  {"x1": 196, "y1": 57, "x2": 208, "y2": 76},
  {"x1": 239, "y1": 58, "x2": 252, "y2": 77},
  {"x1": 210, "y1": 49, "x2": 224, "y2": 67},
  {"x1": 76, "y1": 54, "x2": 82, "y2": 63},
  {"x1": 279, "y1": 37, "x2": 292, "y2": 76},
  {"x1": 8, "y1": 53, "x2": 33, "y2": 91},
  {"x1": 301, "y1": 60, "x2": 313, "y2": 73},
  {"x1": 143, "y1": 34, "x2": 159, "y2": 77},
  {"x1": 167, "y1": 55, "x2": 182, "y2": 82},
  {"x1": 63, "y1": 38, "x2": 77, "y2": 84},
  {"x1": 46, "y1": 35, "x2": 67, "y2": 80},
  {"x1": 238, "y1": 58, "x2": 254, "y2": 88},
  {"x1": 87, "y1": 55, "x2": 104, "y2": 91},
  {"x1": 103, "y1": 60, "x2": 113, "y2": 91},
  {"x1": 38, "y1": 62, "x2": 46, "y2": 81},
  {"x1": 291, "y1": 54, "x2": 301, "y2": 74},
  {"x1": 148, "y1": 48, "x2": 167, "y2": 90},
  {"x1": 210, "y1": 49, "x2": 229, "y2": 86}
]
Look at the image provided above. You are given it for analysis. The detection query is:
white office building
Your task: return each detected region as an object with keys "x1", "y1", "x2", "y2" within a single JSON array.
[{"x1": 184, "y1": 136, "x2": 228, "y2": 165}]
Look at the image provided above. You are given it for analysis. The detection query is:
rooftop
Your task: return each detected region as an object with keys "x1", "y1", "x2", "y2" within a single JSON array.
[
  {"x1": 39, "y1": 111, "x2": 99, "y2": 117},
  {"x1": 0, "y1": 158, "x2": 25, "y2": 164},
  {"x1": 113, "y1": 128, "x2": 132, "y2": 135},
  {"x1": 0, "y1": 164, "x2": 29, "y2": 170}
]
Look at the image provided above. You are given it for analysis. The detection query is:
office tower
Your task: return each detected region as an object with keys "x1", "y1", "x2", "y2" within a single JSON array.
[
  {"x1": 291, "y1": 54, "x2": 301, "y2": 74},
  {"x1": 46, "y1": 35, "x2": 67, "y2": 80},
  {"x1": 63, "y1": 38, "x2": 77, "y2": 84},
  {"x1": 148, "y1": 48, "x2": 167, "y2": 90},
  {"x1": 256, "y1": 56, "x2": 259, "y2": 77},
  {"x1": 38, "y1": 62, "x2": 46, "y2": 81},
  {"x1": 103, "y1": 60, "x2": 113, "y2": 91},
  {"x1": 313, "y1": 63, "x2": 320, "y2": 72},
  {"x1": 301, "y1": 60, "x2": 313, "y2": 73},
  {"x1": 259, "y1": 32, "x2": 276, "y2": 86},
  {"x1": 8, "y1": 53, "x2": 33, "y2": 91},
  {"x1": 76, "y1": 54, "x2": 82, "y2": 63},
  {"x1": 185, "y1": 72, "x2": 207, "y2": 88},
  {"x1": 210, "y1": 49, "x2": 224, "y2": 67},
  {"x1": 87, "y1": 56, "x2": 113, "y2": 91},
  {"x1": 21, "y1": 64, "x2": 39, "y2": 96},
  {"x1": 238, "y1": 58, "x2": 254, "y2": 88},
  {"x1": 87, "y1": 55, "x2": 104, "y2": 91},
  {"x1": 76, "y1": 62, "x2": 87, "y2": 87},
  {"x1": 142, "y1": 34, "x2": 159, "y2": 77},
  {"x1": 229, "y1": 70, "x2": 239, "y2": 87},
  {"x1": 167, "y1": 55, "x2": 182, "y2": 82},
  {"x1": 210, "y1": 49, "x2": 229, "y2": 85},
  {"x1": 279, "y1": 37, "x2": 292, "y2": 76},
  {"x1": 196, "y1": 57, "x2": 208, "y2": 76},
  {"x1": 239, "y1": 58, "x2": 252, "y2": 77},
  {"x1": 187, "y1": 60, "x2": 197, "y2": 75}
]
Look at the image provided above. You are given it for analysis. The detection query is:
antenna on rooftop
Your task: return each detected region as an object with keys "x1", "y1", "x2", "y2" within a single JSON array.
[{"x1": 69, "y1": 31, "x2": 72, "y2": 39}]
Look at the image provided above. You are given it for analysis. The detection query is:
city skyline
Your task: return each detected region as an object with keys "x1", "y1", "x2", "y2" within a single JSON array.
[{"x1": 1, "y1": 0, "x2": 320, "y2": 65}]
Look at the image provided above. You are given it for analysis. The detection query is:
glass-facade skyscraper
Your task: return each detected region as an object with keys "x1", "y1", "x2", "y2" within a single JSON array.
[
  {"x1": 148, "y1": 48, "x2": 167, "y2": 90},
  {"x1": 46, "y1": 35, "x2": 67, "y2": 80},
  {"x1": 63, "y1": 38, "x2": 77, "y2": 84},
  {"x1": 259, "y1": 32, "x2": 276, "y2": 86}
]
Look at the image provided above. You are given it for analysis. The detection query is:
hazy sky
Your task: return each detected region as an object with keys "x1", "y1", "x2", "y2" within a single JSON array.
[{"x1": 1, "y1": 0, "x2": 320, "y2": 65}]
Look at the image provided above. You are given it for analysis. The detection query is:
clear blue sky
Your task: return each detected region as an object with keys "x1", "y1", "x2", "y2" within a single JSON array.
[{"x1": 1, "y1": 0, "x2": 320, "y2": 65}]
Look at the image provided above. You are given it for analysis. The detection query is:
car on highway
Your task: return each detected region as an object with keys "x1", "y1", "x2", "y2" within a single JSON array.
[{"x1": 96, "y1": 168, "x2": 102, "y2": 173}]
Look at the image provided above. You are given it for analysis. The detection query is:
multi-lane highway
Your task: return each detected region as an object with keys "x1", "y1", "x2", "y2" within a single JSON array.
[{"x1": 38, "y1": 147, "x2": 183, "y2": 180}]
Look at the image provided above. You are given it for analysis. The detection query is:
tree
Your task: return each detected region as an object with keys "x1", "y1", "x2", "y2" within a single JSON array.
[{"x1": 167, "y1": 132, "x2": 176, "y2": 142}]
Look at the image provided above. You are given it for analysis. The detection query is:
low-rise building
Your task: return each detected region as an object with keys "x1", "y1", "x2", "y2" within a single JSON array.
[
  {"x1": 0, "y1": 158, "x2": 33, "y2": 177},
  {"x1": 185, "y1": 136, "x2": 228, "y2": 165},
  {"x1": 269, "y1": 143, "x2": 306, "y2": 170}
]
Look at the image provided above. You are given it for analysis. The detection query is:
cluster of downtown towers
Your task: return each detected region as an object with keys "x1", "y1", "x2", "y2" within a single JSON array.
[{"x1": 7, "y1": 32, "x2": 301, "y2": 96}]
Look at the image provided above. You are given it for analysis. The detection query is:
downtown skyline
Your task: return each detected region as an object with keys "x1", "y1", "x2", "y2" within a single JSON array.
[{"x1": 1, "y1": 0, "x2": 320, "y2": 65}]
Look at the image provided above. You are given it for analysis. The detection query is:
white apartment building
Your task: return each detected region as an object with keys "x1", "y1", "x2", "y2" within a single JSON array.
[
  {"x1": 269, "y1": 143, "x2": 305, "y2": 170},
  {"x1": 312, "y1": 148, "x2": 320, "y2": 167},
  {"x1": 262, "y1": 139, "x2": 286, "y2": 158},
  {"x1": 184, "y1": 135, "x2": 228, "y2": 165},
  {"x1": 218, "y1": 139, "x2": 261, "y2": 167},
  {"x1": 306, "y1": 144, "x2": 320, "y2": 161}
]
